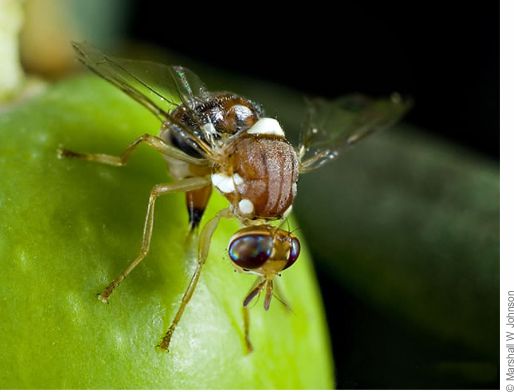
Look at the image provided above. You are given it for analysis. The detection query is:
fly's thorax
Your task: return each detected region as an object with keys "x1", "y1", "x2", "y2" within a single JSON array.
[
  {"x1": 160, "y1": 93, "x2": 263, "y2": 160},
  {"x1": 211, "y1": 119, "x2": 299, "y2": 220},
  {"x1": 212, "y1": 93, "x2": 263, "y2": 134}
]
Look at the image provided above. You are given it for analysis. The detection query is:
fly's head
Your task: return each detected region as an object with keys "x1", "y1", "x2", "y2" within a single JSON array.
[{"x1": 228, "y1": 225, "x2": 300, "y2": 278}]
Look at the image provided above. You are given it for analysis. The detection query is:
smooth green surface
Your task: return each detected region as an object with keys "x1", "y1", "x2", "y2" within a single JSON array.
[{"x1": 0, "y1": 76, "x2": 333, "y2": 388}]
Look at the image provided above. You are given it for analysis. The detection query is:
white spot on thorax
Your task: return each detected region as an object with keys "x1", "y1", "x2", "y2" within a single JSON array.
[
  {"x1": 211, "y1": 172, "x2": 245, "y2": 194},
  {"x1": 233, "y1": 104, "x2": 253, "y2": 119},
  {"x1": 238, "y1": 199, "x2": 254, "y2": 215},
  {"x1": 233, "y1": 173, "x2": 244, "y2": 186},
  {"x1": 202, "y1": 123, "x2": 217, "y2": 135},
  {"x1": 246, "y1": 117, "x2": 285, "y2": 137},
  {"x1": 283, "y1": 205, "x2": 293, "y2": 218}
]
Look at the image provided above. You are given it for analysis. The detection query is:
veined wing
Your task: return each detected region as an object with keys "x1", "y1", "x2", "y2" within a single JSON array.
[
  {"x1": 298, "y1": 93, "x2": 412, "y2": 173},
  {"x1": 171, "y1": 65, "x2": 210, "y2": 109},
  {"x1": 72, "y1": 41, "x2": 182, "y2": 120},
  {"x1": 170, "y1": 65, "x2": 219, "y2": 147},
  {"x1": 72, "y1": 42, "x2": 214, "y2": 157}
]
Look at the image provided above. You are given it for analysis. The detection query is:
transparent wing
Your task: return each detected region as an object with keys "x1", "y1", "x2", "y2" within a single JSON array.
[
  {"x1": 298, "y1": 93, "x2": 412, "y2": 173},
  {"x1": 72, "y1": 42, "x2": 214, "y2": 157},
  {"x1": 170, "y1": 65, "x2": 218, "y2": 146},
  {"x1": 171, "y1": 65, "x2": 211, "y2": 108},
  {"x1": 72, "y1": 41, "x2": 183, "y2": 120}
]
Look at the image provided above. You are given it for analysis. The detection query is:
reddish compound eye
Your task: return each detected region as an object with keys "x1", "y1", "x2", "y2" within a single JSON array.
[
  {"x1": 284, "y1": 237, "x2": 300, "y2": 270},
  {"x1": 229, "y1": 234, "x2": 273, "y2": 270}
]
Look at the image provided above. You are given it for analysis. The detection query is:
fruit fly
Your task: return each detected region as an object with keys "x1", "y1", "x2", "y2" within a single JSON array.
[{"x1": 58, "y1": 42, "x2": 411, "y2": 353}]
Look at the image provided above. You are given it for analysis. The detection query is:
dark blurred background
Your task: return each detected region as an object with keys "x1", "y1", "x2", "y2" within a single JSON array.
[{"x1": 122, "y1": 1, "x2": 499, "y2": 389}]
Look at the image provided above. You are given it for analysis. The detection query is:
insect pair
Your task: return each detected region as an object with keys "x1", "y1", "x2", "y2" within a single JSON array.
[{"x1": 58, "y1": 42, "x2": 410, "y2": 353}]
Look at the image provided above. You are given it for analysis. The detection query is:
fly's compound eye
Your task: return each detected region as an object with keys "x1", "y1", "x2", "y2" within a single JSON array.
[
  {"x1": 228, "y1": 234, "x2": 273, "y2": 270},
  {"x1": 284, "y1": 237, "x2": 301, "y2": 270}
]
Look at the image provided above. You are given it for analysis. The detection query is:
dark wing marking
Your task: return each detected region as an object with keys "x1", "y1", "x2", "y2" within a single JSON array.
[{"x1": 298, "y1": 93, "x2": 412, "y2": 173}]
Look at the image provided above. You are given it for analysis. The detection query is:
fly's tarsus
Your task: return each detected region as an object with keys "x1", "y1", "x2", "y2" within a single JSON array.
[{"x1": 95, "y1": 178, "x2": 211, "y2": 303}]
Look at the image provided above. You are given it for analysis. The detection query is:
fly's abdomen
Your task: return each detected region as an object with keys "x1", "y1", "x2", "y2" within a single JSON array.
[{"x1": 214, "y1": 134, "x2": 299, "y2": 219}]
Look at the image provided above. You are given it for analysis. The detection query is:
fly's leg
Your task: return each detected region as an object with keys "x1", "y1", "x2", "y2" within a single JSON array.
[
  {"x1": 158, "y1": 208, "x2": 232, "y2": 351},
  {"x1": 273, "y1": 279, "x2": 292, "y2": 312},
  {"x1": 242, "y1": 307, "x2": 252, "y2": 353},
  {"x1": 242, "y1": 278, "x2": 266, "y2": 354},
  {"x1": 98, "y1": 177, "x2": 211, "y2": 303},
  {"x1": 58, "y1": 133, "x2": 204, "y2": 166}
]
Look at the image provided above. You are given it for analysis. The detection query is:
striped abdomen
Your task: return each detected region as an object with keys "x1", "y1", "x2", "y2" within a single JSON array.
[{"x1": 214, "y1": 134, "x2": 299, "y2": 220}]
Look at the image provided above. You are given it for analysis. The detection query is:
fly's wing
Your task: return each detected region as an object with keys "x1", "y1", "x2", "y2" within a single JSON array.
[
  {"x1": 171, "y1": 65, "x2": 220, "y2": 146},
  {"x1": 72, "y1": 41, "x2": 181, "y2": 120},
  {"x1": 298, "y1": 93, "x2": 412, "y2": 173},
  {"x1": 72, "y1": 42, "x2": 213, "y2": 157},
  {"x1": 171, "y1": 65, "x2": 211, "y2": 108}
]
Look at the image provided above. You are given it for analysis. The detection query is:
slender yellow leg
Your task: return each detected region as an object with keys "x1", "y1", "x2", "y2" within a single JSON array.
[
  {"x1": 158, "y1": 208, "x2": 232, "y2": 351},
  {"x1": 242, "y1": 306, "x2": 253, "y2": 354},
  {"x1": 242, "y1": 278, "x2": 266, "y2": 354},
  {"x1": 98, "y1": 177, "x2": 211, "y2": 303},
  {"x1": 58, "y1": 133, "x2": 205, "y2": 166}
]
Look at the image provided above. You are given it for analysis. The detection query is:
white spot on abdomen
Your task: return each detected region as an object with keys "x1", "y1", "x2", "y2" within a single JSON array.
[
  {"x1": 211, "y1": 172, "x2": 245, "y2": 194},
  {"x1": 246, "y1": 118, "x2": 285, "y2": 137},
  {"x1": 238, "y1": 199, "x2": 254, "y2": 215},
  {"x1": 212, "y1": 173, "x2": 235, "y2": 193}
]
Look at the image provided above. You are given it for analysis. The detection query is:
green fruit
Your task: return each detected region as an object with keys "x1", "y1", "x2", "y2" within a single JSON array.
[{"x1": 0, "y1": 76, "x2": 333, "y2": 388}]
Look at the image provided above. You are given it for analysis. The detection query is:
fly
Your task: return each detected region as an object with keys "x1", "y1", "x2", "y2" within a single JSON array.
[{"x1": 58, "y1": 42, "x2": 411, "y2": 353}]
